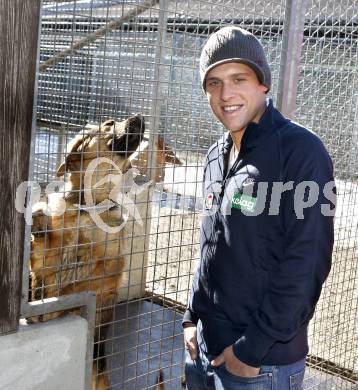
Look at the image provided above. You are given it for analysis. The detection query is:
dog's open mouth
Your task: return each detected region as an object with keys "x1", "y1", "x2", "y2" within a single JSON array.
[{"x1": 110, "y1": 115, "x2": 145, "y2": 157}]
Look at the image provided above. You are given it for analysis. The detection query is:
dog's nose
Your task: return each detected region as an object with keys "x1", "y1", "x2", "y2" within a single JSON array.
[
  {"x1": 131, "y1": 114, "x2": 144, "y2": 126},
  {"x1": 127, "y1": 114, "x2": 145, "y2": 135}
]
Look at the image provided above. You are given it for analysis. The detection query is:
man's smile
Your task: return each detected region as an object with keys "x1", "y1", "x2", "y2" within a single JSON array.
[{"x1": 222, "y1": 105, "x2": 244, "y2": 114}]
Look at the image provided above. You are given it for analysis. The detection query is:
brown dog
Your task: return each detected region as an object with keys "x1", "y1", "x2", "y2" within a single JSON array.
[{"x1": 30, "y1": 115, "x2": 145, "y2": 390}]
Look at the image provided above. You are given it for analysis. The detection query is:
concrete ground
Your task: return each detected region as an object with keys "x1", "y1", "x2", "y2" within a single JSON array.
[{"x1": 105, "y1": 300, "x2": 185, "y2": 389}]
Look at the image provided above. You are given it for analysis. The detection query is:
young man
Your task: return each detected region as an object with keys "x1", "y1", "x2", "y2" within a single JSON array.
[{"x1": 183, "y1": 26, "x2": 335, "y2": 389}]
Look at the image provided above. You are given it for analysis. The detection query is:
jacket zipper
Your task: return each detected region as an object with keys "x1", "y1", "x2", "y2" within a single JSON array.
[{"x1": 219, "y1": 151, "x2": 241, "y2": 199}]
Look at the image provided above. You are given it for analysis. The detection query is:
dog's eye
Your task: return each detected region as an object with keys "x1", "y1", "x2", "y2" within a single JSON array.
[{"x1": 102, "y1": 120, "x2": 115, "y2": 128}]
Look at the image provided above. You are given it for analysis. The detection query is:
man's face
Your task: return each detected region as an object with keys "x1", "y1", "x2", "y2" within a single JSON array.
[{"x1": 205, "y1": 62, "x2": 268, "y2": 135}]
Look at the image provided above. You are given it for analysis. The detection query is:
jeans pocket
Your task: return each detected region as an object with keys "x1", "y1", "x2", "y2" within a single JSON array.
[
  {"x1": 218, "y1": 364, "x2": 273, "y2": 388},
  {"x1": 289, "y1": 369, "x2": 305, "y2": 390}
]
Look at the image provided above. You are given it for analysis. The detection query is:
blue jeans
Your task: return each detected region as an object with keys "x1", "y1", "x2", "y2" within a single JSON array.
[{"x1": 185, "y1": 347, "x2": 306, "y2": 390}]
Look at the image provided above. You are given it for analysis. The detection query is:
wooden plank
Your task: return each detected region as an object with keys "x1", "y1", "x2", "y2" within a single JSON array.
[{"x1": 0, "y1": 0, "x2": 41, "y2": 334}]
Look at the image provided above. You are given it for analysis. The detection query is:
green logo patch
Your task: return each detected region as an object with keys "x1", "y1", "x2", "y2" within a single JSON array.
[{"x1": 231, "y1": 192, "x2": 257, "y2": 213}]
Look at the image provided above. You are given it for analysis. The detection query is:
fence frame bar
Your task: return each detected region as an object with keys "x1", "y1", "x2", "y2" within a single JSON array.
[
  {"x1": 21, "y1": 292, "x2": 97, "y2": 390},
  {"x1": 147, "y1": 0, "x2": 169, "y2": 181},
  {"x1": 138, "y1": 0, "x2": 170, "y2": 297}
]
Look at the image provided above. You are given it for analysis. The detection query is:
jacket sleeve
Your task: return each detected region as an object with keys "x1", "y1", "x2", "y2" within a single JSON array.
[
  {"x1": 182, "y1": 308, "x2": 199, "y2": 325},
  {"x1": 233, "y1": 131, "x2": 335, "y2": 367}
]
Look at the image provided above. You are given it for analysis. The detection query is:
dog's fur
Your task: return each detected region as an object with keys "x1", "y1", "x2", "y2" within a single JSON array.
[{"x1": 30, "y1": 116, "x2": 145, "y2": 390}]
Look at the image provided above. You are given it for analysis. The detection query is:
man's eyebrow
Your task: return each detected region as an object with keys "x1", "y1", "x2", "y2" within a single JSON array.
[
  {"x1": 206, "y1": 76, "x2": 220, "y2": 82},
  {"x1": 230, "y1": 72, "x2": 250, "y2": 77},
  {"x1": 206, "y1": 72, "x2": 251, "y2": 81}
]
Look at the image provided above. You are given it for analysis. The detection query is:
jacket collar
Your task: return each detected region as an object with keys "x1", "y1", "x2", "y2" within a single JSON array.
[{"x1": 221, "y1": 98, "x2": 288, "y2": 155}]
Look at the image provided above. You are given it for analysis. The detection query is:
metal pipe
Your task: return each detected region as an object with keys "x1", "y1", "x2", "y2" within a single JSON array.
[
  {"x1": 147, "y1": 0, "x2": 169, "y2": 181},
  {"x1": 136, "y1": 0, "x2": 169, "y2": 297},
  {"x1": 277, "y1": 0, "x2": 308, "y2": 118}
]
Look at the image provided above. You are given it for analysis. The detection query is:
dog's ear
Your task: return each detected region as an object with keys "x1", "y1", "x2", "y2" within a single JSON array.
[
  {"x1": 157, "y1": 135, "x2": 183, "y2": 166},
  {"x1": 31, "y1": 205, "x2": 51, "y2": 236},
  {"x1": 57, "y1": 133, "x2": 89, "y2": 176}
]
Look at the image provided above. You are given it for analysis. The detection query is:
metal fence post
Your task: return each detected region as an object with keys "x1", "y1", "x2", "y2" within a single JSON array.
[
  {"x1": 351, "y1": 91, "x2": 358, "y2": 176},
  {"x1": 277, "y1": 0, "x2": 308, "y2": 118},
  {"x1": 140, "y1": 0, "x2": 169, "y2": 295},
  {"x1": 147, "y1": 0, "x2": 169, "y2": 179}
]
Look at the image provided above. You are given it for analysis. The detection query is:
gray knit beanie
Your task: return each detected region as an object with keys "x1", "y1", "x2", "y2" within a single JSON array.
[{"x1": 200, "y1": 26, "x2": 271, "y2": 91}]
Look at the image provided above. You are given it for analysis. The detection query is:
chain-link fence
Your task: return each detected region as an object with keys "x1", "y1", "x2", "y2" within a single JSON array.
[{"x1": 25, "y1": 0, "x2": 357, "y2": 388}]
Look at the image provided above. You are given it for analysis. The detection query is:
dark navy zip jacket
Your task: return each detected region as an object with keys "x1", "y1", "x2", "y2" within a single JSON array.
[{"x1": 183, "y1": 99, "x2": 335, "y2": 367}]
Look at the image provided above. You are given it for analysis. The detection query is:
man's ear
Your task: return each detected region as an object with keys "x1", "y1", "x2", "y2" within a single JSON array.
[
  {"x1": 56, "y1": 133, "x2": 88, "y2": 176},
  {"x1": 261, "y1": 84, "x2": 269, "y2": 94}
]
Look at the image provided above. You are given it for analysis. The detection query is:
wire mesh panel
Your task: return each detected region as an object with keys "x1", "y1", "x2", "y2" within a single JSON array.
[
  {"x1": 296, "y1": 1, "x2": 358, "y2": 387},
  {"x1": 24, "y1": 0, "x2": 357, "y2": 389}
]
